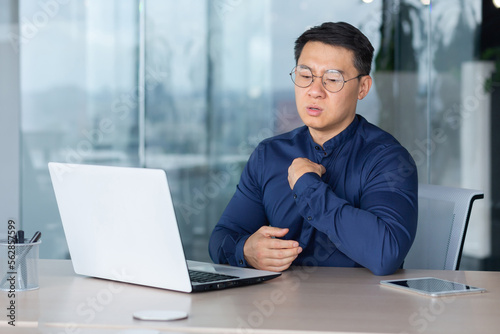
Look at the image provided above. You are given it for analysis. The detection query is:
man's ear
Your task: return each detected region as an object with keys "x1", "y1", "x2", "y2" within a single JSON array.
[{"x1": 357, "y1": 75, "x2": 372, "y2": 100}]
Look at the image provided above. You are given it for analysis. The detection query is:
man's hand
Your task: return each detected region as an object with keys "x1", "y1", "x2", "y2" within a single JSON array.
[
  {"x1": 288, "y1": 158, "x2": 326, "y2": 190},
  {"x1": 243, "y1": 226, "x2": 302, "y2": 272}
]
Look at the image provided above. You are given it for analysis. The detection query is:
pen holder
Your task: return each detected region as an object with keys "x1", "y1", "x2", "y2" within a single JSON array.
[{"x1": 0, "y1": 240, "x2": 41, "y2": 291}]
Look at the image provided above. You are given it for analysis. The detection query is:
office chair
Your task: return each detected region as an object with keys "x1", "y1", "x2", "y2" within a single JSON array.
[{"x1": 403, "y1": 183, "x2": 484, "y2": 270}]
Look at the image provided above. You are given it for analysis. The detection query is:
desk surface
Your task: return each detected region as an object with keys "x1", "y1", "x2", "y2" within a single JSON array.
[{"x1": 1, "y1": 260, "x2": 499, "y2": 334}]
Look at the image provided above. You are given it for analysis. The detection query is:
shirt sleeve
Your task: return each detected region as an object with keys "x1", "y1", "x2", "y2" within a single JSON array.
[
  {"x1": 292, "y1": 145, "x2": 418, "y2": 276},
  {"x1": 209, "y1": 145, "x2": 269, "y2": 267}
]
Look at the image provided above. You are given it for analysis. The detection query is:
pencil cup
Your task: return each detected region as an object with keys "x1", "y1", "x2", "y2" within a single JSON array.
[{"x1": 0, "y1": 240, "x2": 41, "y2": 291}]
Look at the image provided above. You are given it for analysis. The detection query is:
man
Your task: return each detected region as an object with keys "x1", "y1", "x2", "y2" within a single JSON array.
[{"x1": 209, "y1": 22, "x2": 418, "y2": 276}]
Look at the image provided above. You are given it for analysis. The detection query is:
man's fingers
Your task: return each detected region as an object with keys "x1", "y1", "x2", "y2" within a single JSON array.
[
  {"x1": 253, "y1": 237, "x2": 300, "y2": 255},
  {"x1": 244, "y1": 226, "x2": 302, "y2": 271},
  {"x1": 256, "y1": 227, "x2": 300, "y2": 250},
  {"x1": 258, "y1": 251, "x2": 301, "y2": 271},
  {"x1": 264, "y1": 244, "x2": 302, "y2": 259},
  {"x1": 269, "y1": 238, "x2": 300, "y2": 250},
  {"x1": 288, "y1": 157, "x2": 325, "y2": 190},
  {"x1": 319, "y1": 164, "x2": 326, "y2": 175},
  {"x1": 259, "y1": 226, "x2": 289, "y2": 238}
]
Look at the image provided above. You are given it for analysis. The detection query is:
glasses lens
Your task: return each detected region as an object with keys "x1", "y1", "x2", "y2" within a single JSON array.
[
  {"x1": 291, "y1": 66, "x2": 313, "y2": 88},
  {"x1": 323, "y1": 70, "x2": 344, "y2": 93}
]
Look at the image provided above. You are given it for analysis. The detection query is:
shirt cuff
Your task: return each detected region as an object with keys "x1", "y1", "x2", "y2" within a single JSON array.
[
  {"x1": 234, "y1": 234, "x2": 251, "y2": 267},
  {"x1": 292, "y1": 172, "x2": 322, "y2": 197}
]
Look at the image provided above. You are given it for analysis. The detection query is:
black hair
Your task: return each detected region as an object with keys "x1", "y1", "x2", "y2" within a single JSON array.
[{"x1": 294, "y1": 22, "x2": 374, "y2": 75}]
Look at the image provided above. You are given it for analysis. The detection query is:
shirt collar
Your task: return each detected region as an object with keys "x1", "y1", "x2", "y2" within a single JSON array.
[{"x1": 308, "y1": 115, "x2": 361, "y2": 153}]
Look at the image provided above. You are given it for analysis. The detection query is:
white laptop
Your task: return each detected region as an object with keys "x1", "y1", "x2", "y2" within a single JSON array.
[{"x1": 48, "y1": 162, "x2": 280, "y2": 293}]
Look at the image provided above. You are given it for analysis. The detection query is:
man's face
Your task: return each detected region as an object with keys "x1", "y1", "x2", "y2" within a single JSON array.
[{"x1": 294, "y1": 41, "x2": 371, "y2": 144}]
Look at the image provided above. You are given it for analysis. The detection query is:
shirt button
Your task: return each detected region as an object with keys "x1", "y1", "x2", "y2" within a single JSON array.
[
  {"x1": 293, "y1": 194, "x2": 297, "y2": 199},
  {"x1": 323, "y1": 152, "x2": 327, "y2": 156},
  {"x1": 315, "y1": 146, "x2": 320, "y2": 150},
  {"x1": 307, "y1": 216, "x2": 312, "y2": 221},
  {"x1": 239, "y1": 259, "x2": 243, "y2": 265}
]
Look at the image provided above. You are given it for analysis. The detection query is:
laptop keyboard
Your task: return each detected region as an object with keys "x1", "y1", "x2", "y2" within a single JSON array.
[{"x1": 189, "y1": 269, "x2": 239, "y2": 283}]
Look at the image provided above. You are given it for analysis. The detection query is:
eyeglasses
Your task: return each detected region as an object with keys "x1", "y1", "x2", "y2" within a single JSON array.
[{"x1": 290, "y1": 65, "x2": 366, "y2": 93}]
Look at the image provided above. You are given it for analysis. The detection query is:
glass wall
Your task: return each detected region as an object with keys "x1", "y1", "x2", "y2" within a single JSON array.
[
  {"x1": 17, "y1": 0, "x2": 497, "y2": 269},
  {"x1": 20, "y1": 0, "x2": 140, "y2": 258}
]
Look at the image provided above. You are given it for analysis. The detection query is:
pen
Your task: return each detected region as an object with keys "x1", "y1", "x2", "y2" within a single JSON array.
[
  {"x1": 17, "y1": 230, "x2": 24, "y2": 244},
  {"x1": 17, "y1": 230, "x2": 26, "y2": 288},
  {"x1": 28, "y1": 231, "x2": 42, "y2": 244},
  {"x1": 0, "y1": 231, "x2": 42, "y2": 288}
]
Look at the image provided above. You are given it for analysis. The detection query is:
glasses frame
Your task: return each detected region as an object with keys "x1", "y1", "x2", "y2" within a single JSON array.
[{"x1": 289, "y1": 65, "x2": 366, "y2": 93}]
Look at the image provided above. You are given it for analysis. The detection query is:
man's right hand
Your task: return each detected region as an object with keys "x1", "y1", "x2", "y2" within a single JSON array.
[{"x1": 243, "y1": 226, "x2": 302, "y2": 272}]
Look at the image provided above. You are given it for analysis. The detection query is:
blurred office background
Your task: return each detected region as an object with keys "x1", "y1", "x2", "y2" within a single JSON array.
[{"x1": 1, "y1": 0, "x2": 499, "y2": 270}]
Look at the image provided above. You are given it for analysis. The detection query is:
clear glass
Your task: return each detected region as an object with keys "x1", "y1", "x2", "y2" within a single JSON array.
[
  {"x1": 20, "y1": 0, "x2": 139, "y2": 258},
  {"x1": 17, "y1": 0, "x2": 493, "y2": 268},
  {"x1": 0, "y1": 241, "x2": 41, "y2": 291},
  {"x1": 290, "y1": 65, "x2": 364, "y2": 93},
  {"x1": 372, "y1": 0, "x2": 487, "y2": 261}
]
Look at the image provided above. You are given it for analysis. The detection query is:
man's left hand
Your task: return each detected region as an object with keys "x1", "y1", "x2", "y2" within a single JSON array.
[{"x1": 288, "y1": 158, "x2": 326, "y2": 190}]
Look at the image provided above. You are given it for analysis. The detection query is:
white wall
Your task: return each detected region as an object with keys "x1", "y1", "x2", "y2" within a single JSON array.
[
  {"x1": 0, "y1": 1, "x2": 21, "y2": 234},
  {"x1": 461, "y1": 61, "x2": 496, "y2": 259}
]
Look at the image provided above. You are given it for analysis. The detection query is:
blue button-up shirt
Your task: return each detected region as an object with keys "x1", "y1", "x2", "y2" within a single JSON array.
[{"x1": 209, "y1": 115, "x2": 418, "y2": 275}]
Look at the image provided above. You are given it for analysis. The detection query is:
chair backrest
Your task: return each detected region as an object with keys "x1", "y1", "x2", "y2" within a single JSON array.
[{"x1": 403, "y1": 184, "x2": 484, "y2": 270}]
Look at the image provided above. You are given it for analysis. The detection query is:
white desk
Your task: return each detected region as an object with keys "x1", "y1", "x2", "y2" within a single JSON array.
[{"x1": 1, "y1": 260, "x2": 499, "y2": 333}]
